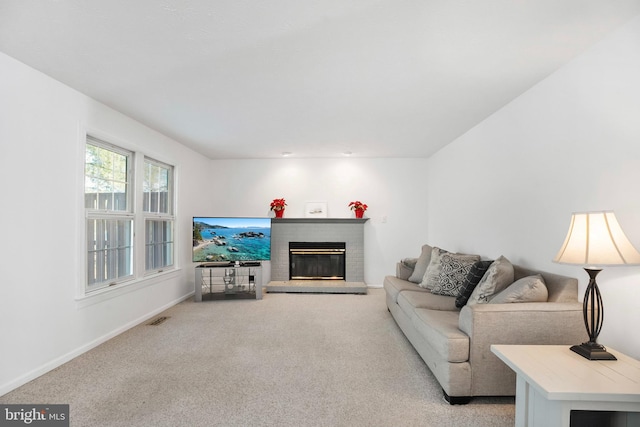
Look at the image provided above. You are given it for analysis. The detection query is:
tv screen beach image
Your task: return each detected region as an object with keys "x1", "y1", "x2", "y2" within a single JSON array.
[{"x1": 193, "y1": 217, "x2": 271, "y2": 262}]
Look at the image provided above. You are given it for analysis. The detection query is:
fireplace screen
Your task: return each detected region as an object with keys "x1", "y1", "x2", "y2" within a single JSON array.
[{"x1": 289, "y1": 242, "x2": 346, "y2": 280}]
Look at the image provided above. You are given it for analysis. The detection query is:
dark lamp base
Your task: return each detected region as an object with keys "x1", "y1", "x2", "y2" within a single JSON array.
[{"x1": 571, "y1": 342, "x2": 617, "y2": 360}]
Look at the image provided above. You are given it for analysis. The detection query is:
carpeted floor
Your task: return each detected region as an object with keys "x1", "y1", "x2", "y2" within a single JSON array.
[{"x1": 1, "y1": 289, "x2": 515, "y2": 426}]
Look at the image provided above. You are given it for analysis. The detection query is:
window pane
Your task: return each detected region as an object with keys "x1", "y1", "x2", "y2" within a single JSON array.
[
  {"x1": 84, "y1": 178, "x2": 99, "y2": 210},
  {"x1": 150, "y1": 189, "x2": 159, "y2": 213},
  {"x1": 143, "y1": 159, "x2": 172, "y2": 214},
  {"x1": 113, "y1": 182, "x2": 127, "y2": 211},
  {"x1": 143, "y1": 163, "x2": 152, "y2": 193},
  {"x1": 97, "y1": 180, "x2": 114, "y2": 210},
  {"x1": 87, "y1": 218, "x2": 133, "y2": 288},
  {"x1": 145, "y1": 219, "x2": 174, "y2": 271},
  {"x1": 85, "y1": 163, "x2": 103, "y2": 178},
  {"x1": 112, "y1": 154, "x2": 128, "y2": 182},
  {"x1": 85, "y1": 141, "x2": 130, "y2": 212},
  {"x1": 143, "y1": 161, "x2": 152, "y2": 212},
  {"x1": 158, "y1": 191, "x2": 167, "y2": 213},
  {"x1": 158, "y1": 168, "x2": 169, "y2": 191}
]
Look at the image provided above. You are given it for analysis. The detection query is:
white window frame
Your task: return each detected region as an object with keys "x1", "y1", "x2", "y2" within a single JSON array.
[
  {"x1": 85, "y1": 136, "x2": 135, "y2": 292},
  {"x1": 143, "y1": 157, "x2": 175, "y2": 274},
  {"x1": 82, "y1": 133, "x2": 178, "y2": 297}
]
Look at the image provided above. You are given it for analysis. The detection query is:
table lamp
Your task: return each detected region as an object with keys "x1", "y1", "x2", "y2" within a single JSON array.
[{"x1": 554, "y1": 211, "x2": 640, "y2": 360}]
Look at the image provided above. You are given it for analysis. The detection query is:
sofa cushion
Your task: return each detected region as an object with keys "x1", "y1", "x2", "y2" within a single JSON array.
[
  {"x1": 383, "y1": 276, "x2": 429, "y2": 304},
  {"x1": 455, "y1": 260, "x2": 493, "y2": 308},
  {"x1": 430, "y1": 252, "x2": 481, "y2": 297},
  {"x1": 397, "y1": 290, "x2": 459, "y2": 319},
  {"x1": 411, "y1": 308, "x2": 469, "y2": 363},
  {"x1": 467, "y1": 255, "x2": 515, "y2": 305},
  {"x1": 408, "y1": 244, "x2": 433, "y2": 283},
  {"x1": 489, "y1": 274, "x2": 548, "y2": 304}
]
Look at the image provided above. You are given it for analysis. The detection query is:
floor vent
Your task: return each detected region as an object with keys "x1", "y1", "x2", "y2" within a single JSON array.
[{"x1": 148, "y1": 316, "x2": 170, "y2": 326}]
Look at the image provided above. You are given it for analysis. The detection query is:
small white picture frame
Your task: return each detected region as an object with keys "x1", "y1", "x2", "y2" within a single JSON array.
[{"x1": 305, "y1": 201, "x2": 328, "y2": 218}]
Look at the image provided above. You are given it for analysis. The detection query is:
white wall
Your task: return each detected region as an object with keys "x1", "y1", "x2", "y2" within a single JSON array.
[
  {"x1": 426, "y1": 15, "x2": 640, "y2": 358},
  {"x1": 0, "y1": 52, "x2": 211, "y2": 395},
  {"x1": 204, "y1": 158, "x2": 428, "y2": 285}
]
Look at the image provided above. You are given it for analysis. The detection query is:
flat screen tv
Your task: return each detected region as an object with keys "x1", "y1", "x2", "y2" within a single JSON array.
[{"x1": 192, "y1": 217, "x2": 271, "y2": 263}]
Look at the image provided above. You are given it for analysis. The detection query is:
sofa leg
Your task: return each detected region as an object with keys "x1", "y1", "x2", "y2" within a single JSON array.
[{"x1": 442, "y1": 390, "x2": 471, "y2": 405}]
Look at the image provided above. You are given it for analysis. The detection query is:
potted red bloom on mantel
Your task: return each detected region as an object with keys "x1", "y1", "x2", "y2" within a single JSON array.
[
  {"x1": 270, "y1": 198, "x2": 287, "y2": 218},
  {"x1": 349, "y1": 200, "x2": 368, "y2": 219}
]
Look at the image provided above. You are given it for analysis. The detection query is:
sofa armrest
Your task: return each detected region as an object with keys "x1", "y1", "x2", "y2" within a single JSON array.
[
  {"x1": 458, "y1": 302, "x2": 585, "y2": 395},
  {"x1": 459, "y1": 302, "x2": 584, "y2": 342}
]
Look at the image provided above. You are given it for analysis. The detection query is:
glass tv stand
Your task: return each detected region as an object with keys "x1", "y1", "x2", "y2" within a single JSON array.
[{"x1": 195, "y1": 262, "x2": 262, "y2": 301}]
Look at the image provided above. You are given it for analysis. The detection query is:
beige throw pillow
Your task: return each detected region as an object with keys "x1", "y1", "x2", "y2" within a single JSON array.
[
  {"x1": 408, "y1": 244, "x2": 433, "y2": 283},
  {"x1": 489, "y1": 274, "x2": 548, "y2": 304}
]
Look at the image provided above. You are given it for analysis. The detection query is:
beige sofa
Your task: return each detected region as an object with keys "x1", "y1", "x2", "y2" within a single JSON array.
[{"x1": 384, "y1": 248, "x2": 585, "y2": 404}]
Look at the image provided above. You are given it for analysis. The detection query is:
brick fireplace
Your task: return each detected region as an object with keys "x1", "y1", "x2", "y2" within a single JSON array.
[{"x1": 269, "y1": 218, "x2": 367, "y2": 285}]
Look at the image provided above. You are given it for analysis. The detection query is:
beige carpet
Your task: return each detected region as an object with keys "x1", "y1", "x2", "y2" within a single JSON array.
[{"x1": 1, "y1": 289, "x2": 514, "y2": 426}]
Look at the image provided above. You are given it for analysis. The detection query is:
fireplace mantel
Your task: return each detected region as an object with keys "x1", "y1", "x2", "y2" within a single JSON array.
[{"x1": 272, "y1": 218, "x2": 369, "y2": 224}]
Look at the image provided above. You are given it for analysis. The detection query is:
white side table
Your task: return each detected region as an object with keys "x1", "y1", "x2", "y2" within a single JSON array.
[{"x1": 491, "y1": 345, "x2": 640, "y2": 427}]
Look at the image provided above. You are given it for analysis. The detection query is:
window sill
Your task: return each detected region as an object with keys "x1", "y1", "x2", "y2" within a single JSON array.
[{"x1": 76, "y1": 268, "x2": 182, "y2": 309}]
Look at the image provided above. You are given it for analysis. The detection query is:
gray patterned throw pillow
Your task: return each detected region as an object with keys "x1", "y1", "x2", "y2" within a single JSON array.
[
  {"x1": 429, "y1": 252, "x2": 481, "y2": 297},
  {"x1": 420, "y1": 247, "x2": 448, "y2": 289}
]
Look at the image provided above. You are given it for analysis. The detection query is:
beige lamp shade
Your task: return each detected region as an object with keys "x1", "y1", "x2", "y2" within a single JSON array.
[{"x1": 554, "y1": 211, "x2": 640, "y2": 266}]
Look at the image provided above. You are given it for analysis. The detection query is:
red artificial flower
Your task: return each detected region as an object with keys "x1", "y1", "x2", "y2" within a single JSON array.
[
  {"x1": 348, "y1": 201, "x2": 368, "y2": 211},
  {"x1": 270, "y1": 198, "x2": 287, "y2": 211}
]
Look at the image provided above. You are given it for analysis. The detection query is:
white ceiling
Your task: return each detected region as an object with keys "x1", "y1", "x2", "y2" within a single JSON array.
[{"x1": 1, "y1": 1, "x2": 639, "y2": 159}]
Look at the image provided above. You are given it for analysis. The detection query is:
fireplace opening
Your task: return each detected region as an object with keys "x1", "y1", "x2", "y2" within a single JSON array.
[{"x1": 289, "y1": 242, "x2": 346, "y2": 280}]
